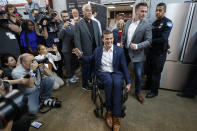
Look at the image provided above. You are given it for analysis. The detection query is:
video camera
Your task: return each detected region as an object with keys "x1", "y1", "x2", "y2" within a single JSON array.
[
  {"x1": 0, "y1": 89, "x2": 28, "y2": 129},
  {"x1": 35, "y1": 12, "x2": 57, "y2": 26}
]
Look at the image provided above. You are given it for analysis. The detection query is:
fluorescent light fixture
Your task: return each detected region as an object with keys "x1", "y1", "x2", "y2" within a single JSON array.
[
  {"x1": 108, "y1": 6, "x2": 115, "y2": 9},
  {"x1": 130, "y1": 5, "x2": 134, "y2": 7}
]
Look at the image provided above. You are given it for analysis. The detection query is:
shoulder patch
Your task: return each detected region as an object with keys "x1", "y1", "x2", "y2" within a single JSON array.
[{"x1": 167, "y1": 21, "x2": 173, "y2": 27}]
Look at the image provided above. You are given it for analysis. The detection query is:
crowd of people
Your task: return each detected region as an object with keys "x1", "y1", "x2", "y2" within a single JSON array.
[{"x1": 0, "y1": 0, "x2": 174, "y2": 131}]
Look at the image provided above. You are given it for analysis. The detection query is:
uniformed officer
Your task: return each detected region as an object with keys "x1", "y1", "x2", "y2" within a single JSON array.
[{"x1": 146, "y1": 2, "x2": 173, "y2": 98}]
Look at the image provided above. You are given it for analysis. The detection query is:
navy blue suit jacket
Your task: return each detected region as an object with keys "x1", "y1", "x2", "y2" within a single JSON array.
[{"x1": 81, "y1": 45, "x2": 131, "y2": 85}]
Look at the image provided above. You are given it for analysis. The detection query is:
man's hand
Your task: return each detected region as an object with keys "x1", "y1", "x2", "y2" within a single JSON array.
[
  {"x1": 130, "y1": 43, "x2": 138, "y2": 50},
  {"x1": 63, "y1": 22, "x2": 69, "y2": 28},
  {"x1": 30, "y1": 60, "x2": 39, "y2": 70},
  {"x1": 126, "y1": 84, "x2": 131, "y2": 92},
  {"x1": 120, "y1": 42, "x2": 124, "y2": 48},
  {"x1": 72, "y1": 48, "x2": 83, "y2": 57},
  {"x1": 52, "y1": 45, "x2": 58, "y2": 53},
  {"x1": 42, "y1": 20, "x2": 47, "y2": 26}
]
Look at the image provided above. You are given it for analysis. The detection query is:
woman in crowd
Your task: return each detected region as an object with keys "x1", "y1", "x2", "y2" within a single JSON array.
[
  {"x1": 35, "y1": 44, "x2": 64, "y2": 90},
  {"x1": 112, "y1": 19, "x2": 125, "y2": 47},
  {"x1": 20, "y1": 19, "x2": 43, "y2": 55},
  {"x1": 1, "y1": 54, "x2": 17, "y2": 80}
]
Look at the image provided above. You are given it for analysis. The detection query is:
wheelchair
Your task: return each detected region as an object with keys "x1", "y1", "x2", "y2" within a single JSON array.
[{"x1": 91, "y1": 75, "x2": 128, "y2": 119}]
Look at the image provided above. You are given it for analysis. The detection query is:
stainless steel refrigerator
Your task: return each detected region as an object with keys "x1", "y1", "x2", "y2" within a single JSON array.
[{"x1": 160, "y1": 2, "x2": 197, "y2": 90}]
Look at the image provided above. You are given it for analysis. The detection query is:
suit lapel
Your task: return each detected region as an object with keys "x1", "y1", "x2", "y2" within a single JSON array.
[
  {"x1": 81, "y1": 19, "x2": 92, "y2": 40},
  {"x1": 113, "y1": 45, "x2": 117, "y2": 66},
  {"x1": 92, "y1": 21, "x2": 98, "y2": 45},
  {"x1": 125, "y1": 20, "x2": 132, "y2": 39},
  {"x1": 131, "y1": 20, "x2": 143, "y2": 42},
  {"x1": 96, "y1": 46, "x2": 103, "y2": 67}
]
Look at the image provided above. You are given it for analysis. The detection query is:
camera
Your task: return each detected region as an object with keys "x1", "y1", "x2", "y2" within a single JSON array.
[
  {"x1": 0, "y1": 89, "x2": 28, "y2": 129},
  {"x1": 34, "y1": 57, "x2": 49, "y2": 64},
  {"x1": 44, "y1": 98, "x2": 61, "y2": 108},
  {"x1": 35, "y1": 12, "x2": 57, "y2": 26}
]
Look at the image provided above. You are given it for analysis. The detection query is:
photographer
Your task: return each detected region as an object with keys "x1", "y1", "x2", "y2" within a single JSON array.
[
  {"x1": 24, "y1": 0, "x2": 39, "y2": 21},
  {"x1": 35, "y1": 44, "x2": 64, "y2": 90},
  {"x1": 41, "y1": 12, "x2": 63, "y2": 77},
  {"x1": 59, "y1": 10, "x2": 78, "y2": 83},
  {"x1": 0, "y1": 10, "x2": 21, "y2": 58},
  {"x1": 4, "y1": 4, "x2": 22, "y2": 35},
  {"x1": 11, "y1": 53, "x2": 55, "y2": 115},
  {"x1": 0, "y1": 77, "x2": 31, "y2": 131}
]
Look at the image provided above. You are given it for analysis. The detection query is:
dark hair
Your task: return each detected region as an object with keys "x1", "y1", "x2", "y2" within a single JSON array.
[
  {"x1": 21, "y1": 19, "x2": 34, "y2": 31},
  {"x1": 37, "y1": 44, "x2": 46, "y2": 51},
  {"x1": 32, "y1": 9, "x2": 38, "y2": 14},
  {"x1": 135, "y1": 2, "x2": 148, "y2": 11},
  {"x1": 157, "y1": 2, "x2": 167, "y2": 11},
  {"x1": 61, "y1": 10, "x2": 68, "y2": 16},
  {"x1": 4, "y1": 4, "x2": 15, "y2": 13},
  {"x1": 102, "y1": 30, "x2": 113, "y2": 38},
  {"x1": 91, "y1": 6, "x2": 98, "y2": 14},
  {"x1": 1, "y1": 54, "x2": 16, "y2": 68}
]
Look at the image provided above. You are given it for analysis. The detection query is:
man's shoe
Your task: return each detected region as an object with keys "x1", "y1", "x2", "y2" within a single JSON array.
[
  {"x1": 146, "y1": 92, "x2": 158, "y2": 98},
  {"x1": 112, "y1": 117, "x2": 120, "y2": 131},
  {"x1": 177, "y1": 93, "x2": 195, "y2": 98},
  {"x1": 81, "y1": 86, "x2": 92, "y2": 91},
  {"x1": 105, "y1": 112, "x2": 112, "y2": 128},
  {"x1": 135, "y1": 94, "x2": 144, "y2": 104},
  {"x1": 69, "y1": 77, "x2": 77, "y2": 83}
]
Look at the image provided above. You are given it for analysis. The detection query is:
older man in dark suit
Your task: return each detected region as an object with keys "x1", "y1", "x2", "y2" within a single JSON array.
[
  {"x1": 121, "y1": 2, "x2": 152, "y2": 103},
  {"x1": 73, "y1": 30, "x2": 131, "y2": 131},
  {"x1": 74, "y1": 4, "x2": 102, "y2": 91}
]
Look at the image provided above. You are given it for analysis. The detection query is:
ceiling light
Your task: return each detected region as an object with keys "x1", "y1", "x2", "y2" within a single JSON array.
[{"x1": 107, "y1": 6, "x2": 115, "y2": 9}]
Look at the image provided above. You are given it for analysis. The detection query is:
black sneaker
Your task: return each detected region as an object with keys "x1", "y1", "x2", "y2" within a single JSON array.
[{"x1": 81, "y1": 86, "x2": 92, "y2": 91}]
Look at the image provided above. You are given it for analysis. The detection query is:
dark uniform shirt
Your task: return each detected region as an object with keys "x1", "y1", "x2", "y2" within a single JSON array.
[{"x1": 151, "y1": 16, "x2": 173, "y2": 54}]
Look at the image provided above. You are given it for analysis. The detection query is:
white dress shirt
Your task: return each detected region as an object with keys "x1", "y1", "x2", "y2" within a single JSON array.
[
  {"x1": 127, "y1": 20, "x2": 140, "y2": 48},
  {"x1": 91, "y1": 16, "x2": 102, "y2": 36},
  {"x1": 100, "y1": 45, "x2": 114, "y2": 73}
]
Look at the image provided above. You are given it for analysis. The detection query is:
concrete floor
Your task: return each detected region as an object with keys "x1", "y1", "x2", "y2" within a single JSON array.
[{"x1": 30, "y1": 78, "x2": 197, "y2": 131}]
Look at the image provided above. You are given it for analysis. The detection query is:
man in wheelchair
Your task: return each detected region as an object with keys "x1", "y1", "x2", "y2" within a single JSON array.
[{"x1": 73, "y1": 30, "x2": 131, "y2": 131}]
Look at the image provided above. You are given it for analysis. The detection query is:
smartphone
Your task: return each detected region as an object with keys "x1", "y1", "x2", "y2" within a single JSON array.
[
  {"x1": 23, "y1": 74, "x2": 31, "y2": 78},
  {"x1": 31, "y1": 121, "x2": 42, "y2": 129}
]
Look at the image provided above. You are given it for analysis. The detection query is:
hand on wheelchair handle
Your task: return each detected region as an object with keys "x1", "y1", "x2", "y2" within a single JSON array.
[{"x1": 126, "y1": 84, "x2": 131, "y2": 92}]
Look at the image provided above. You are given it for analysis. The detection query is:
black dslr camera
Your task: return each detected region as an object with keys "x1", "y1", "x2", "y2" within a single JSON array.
[
  {"x1": 35, "y1": 12, "x2": 57, "y2": 26},
  {"x1": 0, "y1": 89, "x2": 28, "y2": 129},
  {"x1": 33, "y1": 57, "x2": 49, "y2": 64}
]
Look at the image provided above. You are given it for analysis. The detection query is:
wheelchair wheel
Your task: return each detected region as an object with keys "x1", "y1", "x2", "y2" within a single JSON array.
[
  {"x1": 94, "y1": 109, "x2": 99, "y2": 118},
  {"x1": 91, "y1": 84, "x2": 97, "y2": 104}
]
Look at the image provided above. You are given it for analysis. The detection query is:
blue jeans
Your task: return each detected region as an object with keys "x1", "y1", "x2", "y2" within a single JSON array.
[
  {"x1": 27, "y1": 76, "x2": 54, "y2": 114},
  {"x1": 133, "y1": 62, "x2": 144, "y2": 94}
]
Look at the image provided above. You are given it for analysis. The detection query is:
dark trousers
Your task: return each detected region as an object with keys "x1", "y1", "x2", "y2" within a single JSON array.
[
  {"x1": 133, "y1": 62, "x2": 144, "y2": 94},
  {"x1": 81, "y1": 62, "x2": 91, "y2": 87},
  {"x1": 146, "y1": 52, "x2": 167, "y2": 94},
  {"x1": 97, "y1": 72, "x2": 123, "y2": 117},
  {"x1": 63, "y1": 52, "x2": 74, "y2": 78}
]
